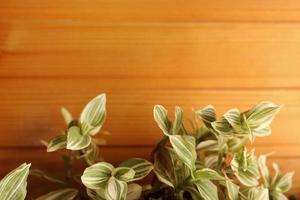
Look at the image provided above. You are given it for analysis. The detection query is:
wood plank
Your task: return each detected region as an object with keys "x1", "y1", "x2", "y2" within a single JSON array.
[
  {"x1": 2, "y1": 0, "x2": 300, "y2": 22},
  {"x1": 1, "y1": 23, "x2": 300, "y2": 88},
  {"x1": 0, "y1": 79, "x2": 300, "y2": 146},
  {"x1": 0, "y1": 147, "x2": 298, "y2": 198}
]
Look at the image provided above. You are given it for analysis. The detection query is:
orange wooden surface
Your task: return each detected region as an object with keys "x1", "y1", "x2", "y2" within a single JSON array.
[{"x1": 1, "y1": 0, "x2": 300, "y2": 198}]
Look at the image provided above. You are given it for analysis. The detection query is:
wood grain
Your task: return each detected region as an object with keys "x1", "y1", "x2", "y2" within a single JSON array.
[
  {"x1": 1, "y1": 0, "x2": 300, "y2": 196},
  {"x1": 2, "y1": 0, "x2": 300, "y2": 23},
  {"x1": 1, "y1": 23, "x2": 300, "y2": 88},
  {"x1": 1, "y1": 79, "x2": 300, "y2": 146}
]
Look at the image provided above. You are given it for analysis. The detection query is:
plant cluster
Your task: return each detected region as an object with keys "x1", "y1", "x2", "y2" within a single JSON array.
[{"x1": 0, "y1": 94, "x2": 294, "y2": 200}]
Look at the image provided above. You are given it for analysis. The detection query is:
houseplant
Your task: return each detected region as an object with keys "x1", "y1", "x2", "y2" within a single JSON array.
[{"x1": 0, "y1": 93, "x2": 294, "y2": 200}]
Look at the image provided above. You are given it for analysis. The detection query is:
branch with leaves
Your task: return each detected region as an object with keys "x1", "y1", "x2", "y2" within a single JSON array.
[{"x1": 0, "y1": 94, "x2": 294, "y2": 200}]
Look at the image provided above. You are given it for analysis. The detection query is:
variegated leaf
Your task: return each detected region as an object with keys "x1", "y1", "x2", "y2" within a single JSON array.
[
  {"x1": 196, "y1": 105, "x2": 216, "y2": 128},
  {"x1": 275, "y1": 172, "x2": 294, "y2": 193},
  {"x1": 192, "y1": 168, "x2": 224, "y2": 181},
  {"x1": 126, "y1": 183, "x2": 142, "y2": 200},
  {"x1": 243, "y1": 101, "x2": 281, "y2": 136},
  {"x1": 196, "y1": 140, "x2": 218, "y2": 151},
  {"x1": 173, "y1": 106, "x2": 183, "y2": 134},
  {"x1": 61, "y1": 107, "x2": 73, "y2": 125},
  {"x1": 36, "y1": 188, "x2": 78, "y2": 200},
  {"x1": 211, "y1": 117, "x2": 233, "y2": 135},
  {"x1": 258, "y1": 155, "x2": 270, "y2": 186},
  {"x1": 106, "y1": 177, "x2": 127, "y2": 200},
  {"x1": 193, "y1": 179, "x2": 218, "y2": 200},
  {"x1": 66, "y1": 126, "x2": 91, "y2": 150},
  {"x1": 231, "y1": 149, "x2": 260, "y2": 187},
  {"x1": 81, "y1": 162, "x2": 114, "y2": 190},
  {"x1": 153, "y1": 105, "x2": 171, "y2": 136},
  {"x1": 169, "y1": 135, "x2": 197, "y2": 170},
  {"x1": 80, "y1": 94, "x2": 106, "y2": 136},
  {"x1": 47, "y1": 134, "x2": 67, "y2": 152},
  {"x1": 183, "y1": 186, "x2": 202, "y2": 200},
  {"x1": 0, "y1": 163, "x2": 30, "y2": 200},
  {"x1": 112, "y1": 167, "x2": 135, "y2": 182},
  {"x1": 119, "y1": 158, "x2": 153, "y2": 181},
  {"x1": 225, "y1": 178, "x2": 239, "y2": 200}
]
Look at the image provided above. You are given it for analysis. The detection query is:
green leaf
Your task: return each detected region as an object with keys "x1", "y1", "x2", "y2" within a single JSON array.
[
  {"x1": 196, "y1": 105, "x2": 216, "y2": 128},
  {"x1": 225, "y1": 178, "x2": 239, "y2": 200},
  {"x1": 193, "y1": 179, "x2": 218, "y2": 200},
  {"x1": 0, "y1": 163, "x2": 30, "y2": 200},
  {"x1": 231, "y1": 149, "x2": 260, "y2": 187},
  {"x1": 80, "y1": 94, "x2": 106, "y2": 136},
  {"x1": 126, "y1": 183, "x2": 142, "y2": 200},
  {"x1": 169, "y1": 135, "x2": 197, "y2": 170},
  {"x1": 183, "y1": 186, "x2": 202, "y2": 200},
  {"x1": 153, "y1": 147, "x2": 176, "y2": 188},
  {"x1": 119, "y1": 158, "x2": 153, "y2": 181},
  {"x1": 196, "y1": 140, "x2": 218, "y2": 151},
  {"x1": 211, "y1": 117, "x2": 233, "y2": 135},
  {"x1": 36, "y1": 188, "x2": 78, "y2": 200},
  {"x1": 193, "y1": 168, "x2": 224, "y2": 181},
  {"x1": 153, "y1": 105, "x2": 171, "y2": 136},
  {"x1": 112, "y1": 167, "x2": 135, "y2": 182},
  {"x1": 106, "y1": 177, "x2": 127, "y2": 200},
  {"x1": 258, "y1": 155, "x2": 270, "y2": 186},
  {"x1": 61, "y1": 107, "x2": 73, "y2": 125},
  {"x1": 173, "y1": 106, "x2": 183, "y2": 134},
  {"x1": 81, "y1": 162, "x2": 114, "y2": 190},
  {"x1": 47, "y1": 134, "x2": 67, "y2": 152},
  {"x1": 275, "y1": 172, "x2": 294, "y2": 193},
  {"x1": 66, "y1": 126, "x2": 91, "y2": 150},
  {"x1": 241, "y1": 187, "x2": 269, "y2": 200},
  {"x1": 153, "y1": 147, "x2": 190, "y2": 188},
  {"x1": 243, "y1": 101, "x2": 281, "y2": 136}
]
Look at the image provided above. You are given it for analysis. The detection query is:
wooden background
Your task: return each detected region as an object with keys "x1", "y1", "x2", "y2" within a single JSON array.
[{"x1": 1, "y1": 0, "x2": 300, "y2": 198}]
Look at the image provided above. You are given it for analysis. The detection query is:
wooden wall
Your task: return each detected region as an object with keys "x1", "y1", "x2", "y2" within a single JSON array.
[{"x1": 1, "y1": 0, "x2": 300, "y2": 197}]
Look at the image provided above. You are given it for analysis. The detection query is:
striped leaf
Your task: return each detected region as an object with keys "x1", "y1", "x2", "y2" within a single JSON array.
[
  {"x1": 225, "y1": 178, "x2": 239, "y2": 200},
  {"x1": 119, "y1": 158, "x2": 153, "y2": 181},
  {"x1": 66, "y1": 126, "x2": 91, "y2": 150},
  {"x1": 47, "y1": 134, "x2": 67, "y2": 152},
  {"x1": 169, "y1": 135, "x2": 197, "y2": 170},
  {"x1": 106, "y1": 177, "x2": 127, "y2": 200},
  {"x1": 258, "y1": 155, "x2": 270, "y2": 186},
  {"x1": 0, "y1": 163, "x2": 30, "y2": 200},
  {"x1": 211, "y1": 117, "x2": 233, "y2": 135},
  {"x1": 126, "y1": 183, "x2": 142, "y2": 200},
  {"x1": 36, "y1": 188, "x2": 78, "y2": 200},
  {"x1": 61, "y1": 107, "x2": 73, "y2": 125},
  {"x1": 196, "y1": 140, "x2": 218, "y2": 151},
  {"x1": 153, "y1": 147, "x2": 176, "y2": 188},
  {"x1": 80, "y1": 94, "x2": 106, "y2": 136},
  {"x1": 275, "y1": 172, "x2": 294, "y2": 193},
  {"x1": 153, "y1": 105, "x2": 172, "y2": 136},
  {"x1": 183, "y1": 186, "x2": 202, "y2": 200},
  {"x1": 193, "y1": 179, "x2": 218, "y2": 200},
  {"x1": 173, "y1": 106, "x2": 183, "y2": 134},
  {"x1": 81, "y1": 162, "x2": 114, "y2": 190},
  {"x1": 196, "y1": 105, "x2": 216, "y2": 128},
  {"x1": 112, "y1": 167, "x2": 135, "y2": 182},
  {"x1": 241, "y1": 187, "x2": 269, "y2": 200},
  {"x1": 192, "y1": 168, "x2": 224, "y2": 181},
  {"x1": 231, "y1": 149, "x2": 260, "y2": 187},
  {"x1": 243, "y1": 101, "x2": 281, "y2": 136}
]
